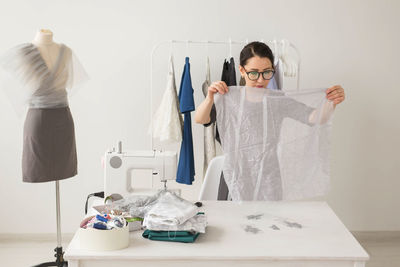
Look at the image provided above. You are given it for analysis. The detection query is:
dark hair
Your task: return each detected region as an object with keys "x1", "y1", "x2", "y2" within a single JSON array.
[{"x1": 240, "y1": 41, "x2": 274, "y2": 68}]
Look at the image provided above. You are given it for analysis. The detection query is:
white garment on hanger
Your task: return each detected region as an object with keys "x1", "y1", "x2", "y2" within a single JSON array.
[{"x1": 150, "y1": 55, "x2": 183, "y2": 144}]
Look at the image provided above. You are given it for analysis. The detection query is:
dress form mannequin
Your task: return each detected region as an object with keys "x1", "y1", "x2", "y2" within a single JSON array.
[
  {"x1": 31, "y1": 29, "x2": 68, "y2": 267},
  {"x1": 2, "y1": 28, "x2": 88, "y2": 267},
  {"x1": 32, "y1": 29, "x2": 61, "y2": 71}
]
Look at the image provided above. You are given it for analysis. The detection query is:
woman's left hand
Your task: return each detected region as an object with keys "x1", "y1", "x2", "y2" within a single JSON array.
[{"x1": 326, "y1": 85, "x2": 345, "y2": 107}]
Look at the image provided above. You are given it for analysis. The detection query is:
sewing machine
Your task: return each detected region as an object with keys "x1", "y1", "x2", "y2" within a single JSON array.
[{"x1": 104, "y1": 141, "x2": 178, "y2": 199}]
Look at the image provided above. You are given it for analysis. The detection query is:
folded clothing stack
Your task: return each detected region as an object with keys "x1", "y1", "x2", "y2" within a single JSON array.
[{"x1": 142, "y1": 191, "x2": 207, "y2": 243}]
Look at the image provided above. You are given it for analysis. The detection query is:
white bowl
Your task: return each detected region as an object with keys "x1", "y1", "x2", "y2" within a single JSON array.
[{"x1": 78, "y1": 224, "x2": 129, "y2": 251}]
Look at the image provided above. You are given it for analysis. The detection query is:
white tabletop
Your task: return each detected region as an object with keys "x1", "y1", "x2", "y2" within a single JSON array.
[{"x1": 65, "y1": 201, "x2": 369, "y2": 266}]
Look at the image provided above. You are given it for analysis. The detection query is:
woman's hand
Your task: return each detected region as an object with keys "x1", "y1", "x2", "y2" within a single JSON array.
[
  {"x1": 326, "y1": 85, "x2": 345, "y2": 107},
  {"x1": 195, "y1": 81, "x2": 228, "y2": 124},
  {"x1": 207, "y1": 81, "x2": 229, "y2": 101}
]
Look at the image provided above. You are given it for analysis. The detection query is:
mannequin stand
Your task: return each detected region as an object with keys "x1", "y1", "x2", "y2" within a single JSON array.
[{"x1": 33, "y1": 181, "x2": 68, "y2": 267}]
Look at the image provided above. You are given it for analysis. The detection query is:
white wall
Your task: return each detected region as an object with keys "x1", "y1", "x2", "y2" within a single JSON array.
[{"x1": 0, "y1": 0, "x2": 399, "y2": 234}]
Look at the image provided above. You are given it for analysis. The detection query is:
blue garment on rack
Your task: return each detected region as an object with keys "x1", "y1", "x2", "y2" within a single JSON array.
[
  {"x1": 176, "y1": 57, "x2": 195, "y2": 185},
  {"x1": 267, "y1": 76, "x2": 278, "y2": 89},
  {"x1": 267, "y1": 59, "x2": 282, "y2": 90}
]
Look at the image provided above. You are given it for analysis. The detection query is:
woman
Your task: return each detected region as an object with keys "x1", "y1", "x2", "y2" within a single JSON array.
[{"x1": 195, "y1": 41, "x2": 345, "y2": 200}]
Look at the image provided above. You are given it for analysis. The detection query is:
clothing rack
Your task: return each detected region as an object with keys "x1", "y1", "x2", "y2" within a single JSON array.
[{"x1": 149, "y1": 39, "x2": 302, "y2": 150}]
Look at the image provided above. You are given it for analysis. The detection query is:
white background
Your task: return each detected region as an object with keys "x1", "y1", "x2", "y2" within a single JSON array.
[{"x1": 0, "y1": 0, "x2": 399, "y2": 234}]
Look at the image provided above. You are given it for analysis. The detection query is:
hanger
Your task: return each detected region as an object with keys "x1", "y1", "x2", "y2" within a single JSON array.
[
  {"x1": 272, "y1": 39, "x2": 278, "y2": 63},
  {"x1": 281, "y1": 39, "x2": 289, "y2": 76},
  {"x1": 281, "y1": 39, "x2": 297, "y2": 77},
  {"x1": 169, "y1": 40, "x2": 174, "y2": 61},
  {"x1": 186, "y1": 40, "x2": 190, "y2": 57},
  {"x1": 205, "y1": 40, "x2": 210, "y2": 82},
  {"x1": 228, "y1": 37, "x2": 232, "y2": 59},
  {"x1": 170, "y1": 39, "x2": 174, "y2": 55}
]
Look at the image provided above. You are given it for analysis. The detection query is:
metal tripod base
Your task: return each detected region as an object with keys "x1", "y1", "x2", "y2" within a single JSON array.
[
  {"x1": 32, "y1": 247, "x2": 67, "y2": 267},
  {"x1": 32, "y1": 181, "x2": 68, "y2": 267}
]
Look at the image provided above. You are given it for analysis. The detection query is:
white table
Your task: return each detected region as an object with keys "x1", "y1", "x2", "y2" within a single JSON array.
[{"x1": 65, "y1": 201, "x2": 369, "y2": 267}]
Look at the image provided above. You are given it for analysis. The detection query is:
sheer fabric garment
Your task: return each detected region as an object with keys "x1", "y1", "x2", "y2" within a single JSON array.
[
  {"x1": 215, "y1": 86, "x2": 334, "y2": 201},
  {"x1": 0, "y1": 43, "x2": 88, "y2": 116}
]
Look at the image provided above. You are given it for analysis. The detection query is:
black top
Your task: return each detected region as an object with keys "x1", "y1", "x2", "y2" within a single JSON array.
[{"x1": 204, "y1": 57, "x2": 237, "y2": 143}]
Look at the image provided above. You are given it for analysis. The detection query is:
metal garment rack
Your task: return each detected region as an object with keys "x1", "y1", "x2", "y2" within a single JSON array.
[{"x1": 149, "y1": 39, "x2": 302, "y2": 150}]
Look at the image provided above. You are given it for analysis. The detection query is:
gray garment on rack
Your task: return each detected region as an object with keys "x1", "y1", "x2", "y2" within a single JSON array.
[{"x1": 202, "y1": 57, "x2": 217, "y2": 178}]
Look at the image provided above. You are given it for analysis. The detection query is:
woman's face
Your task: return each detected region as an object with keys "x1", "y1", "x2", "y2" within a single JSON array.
[{"x1": 239, "y1": 56, "x2": 273, "y2": 88}]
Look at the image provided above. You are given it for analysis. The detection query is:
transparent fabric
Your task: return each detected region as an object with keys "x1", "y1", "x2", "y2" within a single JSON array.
[
  {"x1": 214, "y1": 86, "x2": 334, "y2": 201},
  {"x1": 106, "y1": 194, "x2": 160, "y2": 218},
  {"x1": 0, "y1": 43, "x2": 88, "y2": 116}
]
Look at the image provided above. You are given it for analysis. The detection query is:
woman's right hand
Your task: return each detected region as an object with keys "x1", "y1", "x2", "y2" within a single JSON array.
[{"x1": 207, "y1": 81, "x2": 229, "y2": 101}]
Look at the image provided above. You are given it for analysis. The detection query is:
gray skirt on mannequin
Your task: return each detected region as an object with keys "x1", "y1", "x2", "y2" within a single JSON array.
[{"x1": 22, "y1": 107, "x2": 77, "y2": 183}]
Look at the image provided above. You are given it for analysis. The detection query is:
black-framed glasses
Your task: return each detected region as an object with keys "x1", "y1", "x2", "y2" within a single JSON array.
[{"x1": 243, "y1": 68, "x2": 275, "y2": 81}]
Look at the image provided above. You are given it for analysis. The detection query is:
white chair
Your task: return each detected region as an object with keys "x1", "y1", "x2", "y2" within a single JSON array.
[{"x1": 198, "y1": 155, "x2": 225, "y2": 200}]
